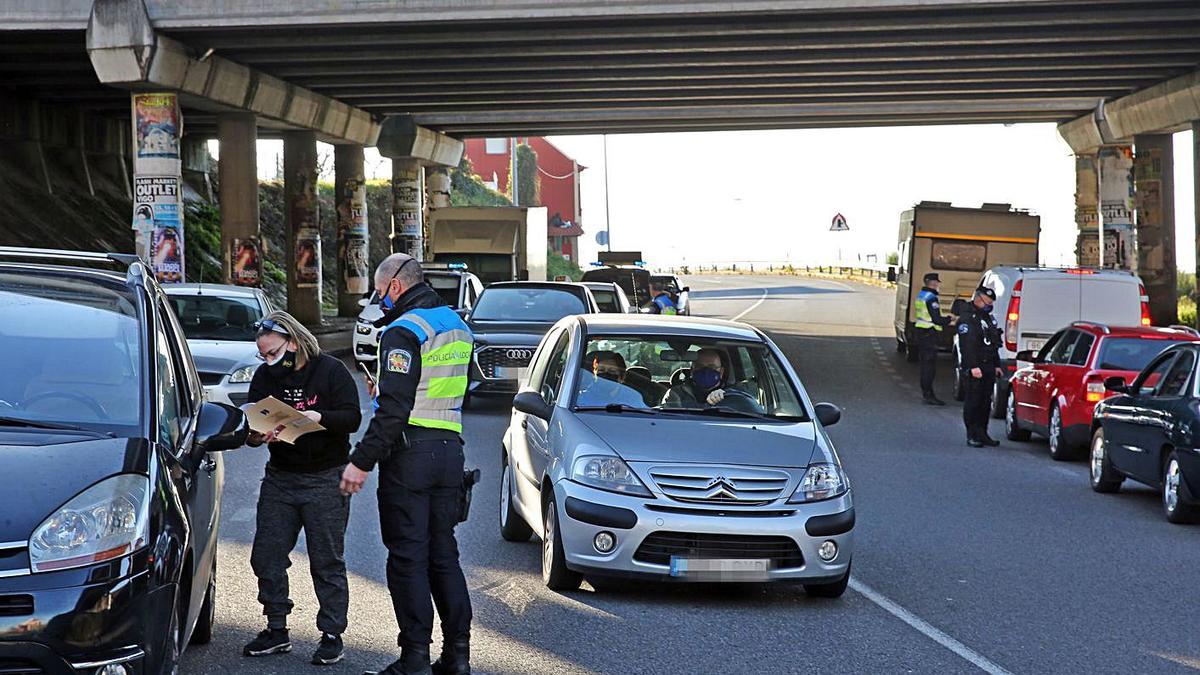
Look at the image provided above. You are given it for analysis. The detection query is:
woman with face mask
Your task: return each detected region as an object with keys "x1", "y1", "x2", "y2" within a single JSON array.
[{"x1": 242, "y1": 311, "x2": 362, "y2": 666}]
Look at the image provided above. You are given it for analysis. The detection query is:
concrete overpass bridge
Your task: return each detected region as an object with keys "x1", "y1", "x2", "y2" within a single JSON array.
[{"x1": 3, "y1": 0, "x2": 1200, "y2": 322}]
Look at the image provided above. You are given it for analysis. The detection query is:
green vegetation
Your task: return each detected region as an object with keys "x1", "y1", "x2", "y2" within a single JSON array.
[
  {"x1": 183, "y1": 201, "x2": 223, "y2": 284},
  {"x1": 451, "y1": 156, "x2": 511, "y2": 207},
  {"x1": 547, "y1": 248, "x2": 583, "y2": 281},
  {"x1": 886, "y1": 251, "x2": 899, "y2": 265},
  {"x1": 511, "y1": 143, "x2": 540, "y2": 207}
]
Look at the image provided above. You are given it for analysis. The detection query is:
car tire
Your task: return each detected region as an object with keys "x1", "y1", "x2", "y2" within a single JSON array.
[
  {"x1": 1047, "y1": 404, "x2": 1079, "y2": 461},
  {"x1": 804, "y1": 560, "x2": 851, "y2": 599},
  {"x1": 161, "y1": 599, "x2": 182, "y2": 675},
  {"x1": 990, "y1": 380, "x2": 1006, "y2": 419},
  {"x1": 1162, "y1": 451, "x2": 1199, "y2": 524},
  {"x1": 542, "y1": 494, "x2": 582, "y2": 592},
  {"x1": 499, "y1": 458, "x2": 533, "y2": 542},
  {"x1": 1004, "y1": 391, "x2": 1031, "y2": 442},
  {"x1": 189, "y1": 553, "x2": 216, "y2": 646},
  {"x1": 1089, "y1": 429, "x2": 1123, "y2": 493}
]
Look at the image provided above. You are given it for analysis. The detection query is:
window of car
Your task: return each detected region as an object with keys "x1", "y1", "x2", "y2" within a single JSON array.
[
  {"x1": 427, "y1": 275, "x2": 462, "y2": 308},
  {"x1": 169, "y1": 291, "x2": 264, "y2": 341},
  {"x1": 590, "y1": 288, "x2": 620, "y2": 313},
  {"x1": 1095, "y1": 337, "x2": 1176, "y2": 372},
  {"x1": 1047, "y1": 330, "x2": 1080, "y2": 365},
  {"x1": 1133, "y1": 352, "x2": 1178, "y2": 396},
  {"x1": 1068, "y1": 332, "x2": 1095, "y2": 366},
  {"x1": 1037, "y1": 330, "x2": 1065, "y2": 362},
  {"x1": 931, "y1": 241, "x2": 987, "y2": 272},
  {"x1": 540, "y1": 332, "x2": 571, "y2": 403},
  {"x1": 1155, "y1": 350, "x2": 1195, "y2": 398},
  {"x1": 471, "y1": 287, "x2": 587, "y2": 322},
  {"x1": 159, "y1": 296, "x2": 202, "y2": 414},
  {"x1": 154, "y1": 312, "x2": 184, "y2": 448}
]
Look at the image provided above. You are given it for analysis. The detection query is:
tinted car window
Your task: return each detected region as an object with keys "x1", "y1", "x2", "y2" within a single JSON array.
[
  {"x1": 170, "y1": 292, "x2": 263, "y2": 341},
  {"x1": 1156, "y1": 350, "x2": 1195, "y2": 397},
  {"x1": 590, "y1": 289, "x2": 619, "y2": 312},
  {"x1": 0, "y1": 271, "x2": 143, "y2": 433},
  {"x1": 542, "y1": 332, "x2": 571, "y2": 402},
  {"x1": 427, "y1": 275, "x2": 462, "y2": 308},
  {"x1": 1068, "y1": 333, "x2": 1095, "y2": 366},
  {"x1": 155, "y1": 312, "x2": 183, "y2": 447},
  {"x1": 1048, "y1": 330, "x2": 1079, "y2": 364},
  {"x1": 1135, "y1": 353, "x2": 1177, "y2": 396},
  {"x1": 1095, "y1": 337, "x2": 1177, "y2": 372},
  {"x1": 472, "y1": 287, "x2": 586, "y2": 322}
]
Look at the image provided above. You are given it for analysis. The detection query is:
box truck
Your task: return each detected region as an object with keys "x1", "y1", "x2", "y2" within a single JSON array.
[{"x1": 428, "y1": 206, "x2": 547, "y2": 285}]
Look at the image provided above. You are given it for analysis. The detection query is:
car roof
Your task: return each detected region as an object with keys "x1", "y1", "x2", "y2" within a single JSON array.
[
  {"x1": 164, "y1": 283, "x2": 259, "y2": 297},
  {"x1": 581, "y1": 281, "x2": 618, "y2": 289},
  {"x1": 485, "y1": 281, "x2": 585, "y2": 291},
  {"x1": 1072, "y1": 322, "x2": 1200, "y2": 340},
  {"x1": 989, "y1": 266, "x2": 1138, "y2": 280},
  {"x1": 578, "y1": 314, "x2": 763, "y2": 341}
]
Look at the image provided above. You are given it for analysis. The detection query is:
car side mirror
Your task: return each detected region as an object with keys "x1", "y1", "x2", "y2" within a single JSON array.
[
  {"x1": 1015, "y1": 350, "x2": 1039, "y2": 363},
  {"x1": 513, "y1": 391, "x2": 554, "y2": 421},
  {"x1": 682, "y1": 286, "x2": 691, "y2": 293},
  {"x1": 455, "y1": 307, "x2": 469, "y2": 317},
  {"x1": 1104, "y1": 376, "x2": 1128, "y2": 394},
  {"x1": 193, "y1": 401, "x2": 249, "y2": 460},
  {"x1": 814, "y1": 402, "x2": 841, "y2": 427}
]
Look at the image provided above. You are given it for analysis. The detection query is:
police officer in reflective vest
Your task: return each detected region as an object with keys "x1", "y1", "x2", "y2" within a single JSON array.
[
  {"x1": 648, "y1": 281, "x2": 678, "y2": 315},
  {"x1": 341, "y1": 253, "x2": 475, "y2": 675},
  {"x1": 958, "y1": 286, "x2": 1004, "y2": 448},
  {"x1": 914, "y1": 272, "x2": 955, "y2": 405}
]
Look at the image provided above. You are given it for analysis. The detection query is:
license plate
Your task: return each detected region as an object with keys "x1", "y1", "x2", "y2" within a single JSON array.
[
  {"x1": 1024, "y1": 339, "x2": 1045, "y2": 355},
  {"x1": 669, "y1": 557, "x2": 771, "y2": 581},
  {"x1": 493, "y1": 367, "x2": 527, "y2": 381}
]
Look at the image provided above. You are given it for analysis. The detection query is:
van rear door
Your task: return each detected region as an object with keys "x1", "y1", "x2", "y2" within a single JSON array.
[
  {"x1": 1080, "y1": 275, "x2": 1142, "y2": 327},
  {"x1": 1019, "y1": 274, "x2": 1080, "y2": 353}
]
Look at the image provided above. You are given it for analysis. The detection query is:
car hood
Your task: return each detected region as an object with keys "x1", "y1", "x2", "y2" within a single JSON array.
[
  {"x1": 0, "y1": 434, "x2": 151, "y2": 542},
  {"x1": 187, "y1": 339, "x2": 258, "y2": 374},
  {"x1": 575, "y1": 413, "x2": 819, "y2": 468},
  {"x1": 468, "y1": 320, "x2": 555, "y2": 346}
]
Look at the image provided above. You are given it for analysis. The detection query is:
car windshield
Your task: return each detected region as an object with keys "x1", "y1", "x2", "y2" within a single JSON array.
[
  {"x1": 572, "y1": 336, "x2": 807, "y2": 421},
  {"x1": 472, "y1": 287, "x2": 586, "y2": 322},
  {"x1": 427, "y1": 275, "x2": 461, "y2": 308},
  {"x1": 590, "y1": 289, "x2": 620, "y2": 312},
  {"x1": 0, "y1": 271, "x2": 143, "y2": 433},
  {"x1": 1096, "y1": 337, "x2": 1179, "y2": 372},
  {"x1": 169, "y1": 292, "x2": 262, "y2": 341},
  {"x1": 652, "y1": 276, "x2": 680, "y2": 293}
]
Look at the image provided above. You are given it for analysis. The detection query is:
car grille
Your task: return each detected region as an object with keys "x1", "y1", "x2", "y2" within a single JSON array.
[
  {"x1": 0, "y1": 595, "x2": 33, "y2": 617},
  {"x1": 0, "y1": 659, "x2": 43, "y2": 675},
  {"x1": 634, "y1": 532, "x2": 804, "y2": 569},
  {"x1": 648, "y1": 466, "x2": 791, "y2": 505},
  {"x1": 476, "y1": 346, "x2": 535, "y2": 379},
  {"x1": 198, "y1": 371, "x2": 224, "y2": 386}
]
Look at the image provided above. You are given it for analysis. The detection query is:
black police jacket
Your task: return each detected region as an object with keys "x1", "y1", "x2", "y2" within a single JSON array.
[{"x1": 957, "y1": 306, "x2": 1002, "y2": 370}]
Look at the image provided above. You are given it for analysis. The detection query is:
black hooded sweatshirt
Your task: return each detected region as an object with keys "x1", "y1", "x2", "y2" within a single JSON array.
[{"x1": 248, "y1": 352, "x2": 363, "y2": 473}]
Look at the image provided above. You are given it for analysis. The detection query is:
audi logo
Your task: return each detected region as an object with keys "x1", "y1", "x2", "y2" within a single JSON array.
[{"x1": 505, "y1": 349, "x2": 533, "y2": 360}]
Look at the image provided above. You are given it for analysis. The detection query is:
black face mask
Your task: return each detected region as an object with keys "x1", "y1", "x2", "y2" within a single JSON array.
[{"x1": 267, "y1": 350, "x2": 297, "y2": 378}]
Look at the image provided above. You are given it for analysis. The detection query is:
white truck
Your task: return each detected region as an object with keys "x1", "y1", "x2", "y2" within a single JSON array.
[{"x1": 428, "y1": 206, "x2": 548, "y2": 286}]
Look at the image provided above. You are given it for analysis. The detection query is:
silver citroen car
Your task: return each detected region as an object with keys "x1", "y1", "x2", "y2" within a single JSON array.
[{"x1": 500, "y1": 314, "x2": 854, "y2": 596}]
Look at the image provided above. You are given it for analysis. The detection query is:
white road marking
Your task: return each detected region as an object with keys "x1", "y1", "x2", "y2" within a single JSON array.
[
  {"x1": 731, "y1": 288, "x2": 769, "y2": 321},
  {"x1": 850, "y1": 578, "x2": 1014, "y2": 675}
]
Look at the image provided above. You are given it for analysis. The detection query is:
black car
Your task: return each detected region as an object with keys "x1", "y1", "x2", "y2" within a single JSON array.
[
  {"x1": 0, "y1": 248, "x2": 248, "y2": 674},
  {"x1": 1091, "y1": 342, "x2": 1200, "y2": 523},
  {"x1": 467, "y1": 282, "x2": 599, "y2": 396},
  {"x1": 581, "y1": 266, "x2": 651, "y2": 309}
]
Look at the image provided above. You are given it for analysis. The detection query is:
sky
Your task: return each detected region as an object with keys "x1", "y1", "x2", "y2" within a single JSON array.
[{"x1": 237, "y1": 124, "x2": 1197, "y2": 272}]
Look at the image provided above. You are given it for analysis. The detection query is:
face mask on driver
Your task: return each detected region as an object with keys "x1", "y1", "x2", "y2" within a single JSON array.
[
  {"x1": 267, "y1": 349, "x2": 296, "y2": 377},
  {"x1": 979, "y1": 304, "x2": 993, "y2": 314},
  {"x1": 692, "y1": 366, "x2": 722, "y2": 390}
]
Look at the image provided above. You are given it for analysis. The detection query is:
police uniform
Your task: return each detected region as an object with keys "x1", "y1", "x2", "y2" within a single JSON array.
[
  {"x1": 914, "y1": 274, "x2": 953, "y2": 403},
  {"x1": 958, "y1": 287, "x2": 1002, "y2": 446},
  {"x1": 351, "y1": 282, "x2": 474, "y2": 674},
  {"x1": 649, "y1": 291, "x2": 678, "y2": 315}
]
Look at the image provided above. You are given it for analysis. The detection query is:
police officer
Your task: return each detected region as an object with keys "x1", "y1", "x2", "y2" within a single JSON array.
[
  {"x1": 914, "y1": 272, "x2": 956, "y2": 405},
  {"x1": 647, "y1": 281, "x2": 678, "y2": 315},
  {"x1": 340, "y1": 253, "x2": 475, "y2": 675},
  {"x1": 958, "y1": 286, "x2": 1004, "y2": 447}
]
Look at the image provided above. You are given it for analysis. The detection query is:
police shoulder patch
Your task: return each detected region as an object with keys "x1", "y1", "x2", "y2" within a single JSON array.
[
  {"x1": 930, "y1": 301, "x2": 939, "y2": 309},
  {"x1": 387, "y1": 349, "x2": 412, "y2": 373},
  {"x1": 958, "y1": 323, "x2": 970, "y2": 334}
]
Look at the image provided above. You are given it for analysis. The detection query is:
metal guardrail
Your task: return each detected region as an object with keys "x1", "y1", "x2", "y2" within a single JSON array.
[{"x1": 655, "y1": 262, "x2": 895, "y2": 281}]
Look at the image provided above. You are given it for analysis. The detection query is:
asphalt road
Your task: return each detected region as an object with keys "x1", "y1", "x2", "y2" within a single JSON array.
[{"x1": 183, "y1": 274, "x2": 1200, "y2": 674}]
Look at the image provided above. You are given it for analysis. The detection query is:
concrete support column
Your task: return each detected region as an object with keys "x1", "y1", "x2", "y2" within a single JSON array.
[
  {"x1": 427, "y1": 166, "x2": 452, "y2": 209},
  {"x1": 1134, "y1": 134, "x2": 1177, "y2": 326},
  {"x1": 1098, "y1": 145, "x2": 1135, "y2": 270},
  {"x1": 1073, "y1": 154, "x2": 1099, "y2": 266},
  {"x1": 217, "y1": 113, "x2": 262, "y2": 286},
  {"x1": 335, "y1": 144, "x2": 370, "y2": 316},
  {"x1": 284, "y1": 131, "x2": 322, "y2": 325},
  {"x1": 391, "y1": 158, "x2": 425, "y2": 260}
]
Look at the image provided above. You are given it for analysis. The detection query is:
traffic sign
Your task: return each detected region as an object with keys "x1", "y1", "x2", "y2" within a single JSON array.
[
  {"x1": 830, "y1": 213, "x2": 849, "y2": 231},
  {"x1": 596, "y1": 230, "x2": 609, "y2": 246}
]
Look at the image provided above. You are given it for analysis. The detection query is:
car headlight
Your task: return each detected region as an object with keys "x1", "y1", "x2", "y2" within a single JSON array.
[
  {"x1": 29, "y1": 474, "x2": 150, "y2": 573},
  {"x1": 228, "y1": 364, "x2": 257, "y2": 383},
  {"x1": 787, "y1": 463, "x2": 848, "y2": 503},
  {"x1": 571, "y1": 455, "x2": 652, "y2": 498},
  {"x1": 355, "y1": 324, "x2": 372, "y2": 335}
]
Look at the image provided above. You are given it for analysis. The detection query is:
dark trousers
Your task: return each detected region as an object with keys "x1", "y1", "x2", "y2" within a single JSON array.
[
  {"x1": 378, "y1": 436, "x2": 473, "y2": 650},
  {"x1": 250, "y1": 465, "x2": 350, "y2": 634},
  {"x1": 963, "y1": 369, "x2": 996, "y2": 439},
  {"x1": 915, "y1": 328, "x2": 939, "y2": 397}
]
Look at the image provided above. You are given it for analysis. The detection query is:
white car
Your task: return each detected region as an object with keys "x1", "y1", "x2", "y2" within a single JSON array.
[
  {"x1": 353, "y1": 268, "x2": 484, "y2": 364},
  {"x1": 953, "y1": 266, "x2": 1150, "y2": 414},
  {"x1": 164, "y1": 283, "x2": 274, "y2": 406}
]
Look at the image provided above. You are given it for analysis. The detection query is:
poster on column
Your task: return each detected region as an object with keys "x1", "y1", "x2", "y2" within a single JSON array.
[
  {"x1": 134, "y1": 176, "x2": 185, "y2": 283},
  {"x1": 393, "y1": 168, "x2": 422, "y2": 236},
  {"x1": 296, "y1": 229, "x2": 321, "y2": 288},
  {"x1": 132, "y1": 93, "x2": 181, "y2": 167},
  {"x1": 338, "y1": 178, "x2": 370, "y2": 294},
  {"x1": 231, "y1": 237, "x2": 262, "y2": 287}
]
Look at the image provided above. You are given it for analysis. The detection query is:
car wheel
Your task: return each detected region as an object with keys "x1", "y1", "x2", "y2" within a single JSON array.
[
  {"x1": 1005, "y1": 391, "x2": 1031, "y2": 442},
  {"x1": 1089, "y1": 429, "x2": 1123, "y2": 493},
  {"x1": 161, "y1": 601, "x2": 182, "y2": 675},
  {"x1": 990, "y1": 380, "x2": 1006, "y2": 419},
  {"x1": 542, "y1": 494, "x2": 582, "y2": 592},
  {"x1": 189, "y1": 553, "x2": 216, "y2": 645},
  {"x1": 804, "y1": 560, "x2": 851, "y2": 599},
  {"x1": 1046, "y1": 405, "x2": 1075, "y2": 461},
  {"x1": 1162, "y1": 451, "x2": 1199, "y2": 524},
  {"x1": 499, "y1": 458, "x2": 533, "y2": 542}
]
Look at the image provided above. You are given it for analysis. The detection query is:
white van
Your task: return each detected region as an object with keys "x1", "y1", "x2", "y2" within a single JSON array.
[{"x1": 952, "y1": 266, "x2": 1150, "y2": 412}]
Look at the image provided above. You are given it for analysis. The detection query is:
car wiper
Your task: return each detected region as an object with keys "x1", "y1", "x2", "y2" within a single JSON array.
[
  {"x1": 659, "y1": 407, "x2": 778, "y2": 422},
  {"x1": 575, "y1": 404, "x2": 659, "y2": 415},
  {"x1": 0, "y1": 415, "x2": 111, "y2": 436}
]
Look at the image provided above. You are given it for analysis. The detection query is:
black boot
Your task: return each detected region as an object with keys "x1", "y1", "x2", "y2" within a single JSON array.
[
  {"x1": 364, "y1": 647, "x2": 432, "y2": 675},
  {"x1": 923, "y1": 394, "x2": 946, "y2": 406},
  {"x1": 432, "y1": 639, "x2": 470, "y2": 675},
  {"x1": 979, "y1": 433, "x2": 1001, "y2": 447},
  {"x1": 966, "y1": 428, "x2": 984, "y2": 447}
]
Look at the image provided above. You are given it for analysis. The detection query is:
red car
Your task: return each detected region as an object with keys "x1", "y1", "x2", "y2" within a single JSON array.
[{"x1": 1005, "y1": 322, "x2": 1200, "y2": 460}]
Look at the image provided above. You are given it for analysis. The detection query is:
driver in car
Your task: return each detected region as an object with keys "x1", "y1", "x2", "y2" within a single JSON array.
[
  {"x1": 662, "y1": 348, "x2": 764, "y2": 413},
  {"x1": 576, "y1": 351, "x2": 645, "y2": 408}
]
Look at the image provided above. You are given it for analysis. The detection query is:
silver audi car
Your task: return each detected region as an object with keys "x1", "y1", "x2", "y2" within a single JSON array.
[{"x1": 500, "y1": 314, "x2": 854, "y2": 596}]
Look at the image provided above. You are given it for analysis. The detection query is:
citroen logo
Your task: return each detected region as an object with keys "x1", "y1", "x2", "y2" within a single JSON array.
[
  {"x1": 704, "y1": 476, "x2": 739, "y2": 499},
  {"x1": 707, "y1": 476, "x2": 735, "y2": 488}
]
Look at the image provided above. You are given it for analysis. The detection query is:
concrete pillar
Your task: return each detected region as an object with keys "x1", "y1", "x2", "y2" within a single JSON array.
[
  {"x1": 391, "y1": 158, "x2": 424, "y2": 260},
  {"x1": 1073, "y1": 154, "x2": 1099, "y2": 267},
  {"x1": 1194, "y1": 122, "x2": 1200, "y2": 329},
  {"x1": 1098, "y1": 145, "x2": 1135, "y2": 270},
  {"x1": 284, "y1": 131, "x2": 322, "y2": 325},
  {"x1": 1134, "y1": 133, "x2": 1177, "y2": 326},
  {"x1": 335, "y1": 144, "x2": 370, "y2": 316},
  {"x1": 427, "y1": 166, "x2": 452, "y2": 209},
  {"x1": 131, "y1": 92, "x2": 184, "y2": 282},
  {"x1": 217, "y1": 113, "x2": 262, "y2": 286}
]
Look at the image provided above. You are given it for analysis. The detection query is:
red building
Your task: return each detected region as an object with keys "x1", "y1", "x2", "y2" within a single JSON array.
[{"x1": 462, "y1": 137, "x2": 585, "y2": 264}]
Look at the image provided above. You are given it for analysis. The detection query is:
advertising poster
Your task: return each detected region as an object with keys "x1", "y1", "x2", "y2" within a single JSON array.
[
  {"x1": 231, "y1": 237, "x2": 262, "y2": 287},
  {"x1": 134, "y1": 176, "x2": 185, "y2": 283},
  {"x1": 152, "y1": 227, "x2": 184, "y2": 284},
  {"x1": 392, "y1": 167, "x2": 422, "y2": 237},
  {"x1": 1098, "y1": 146, "x2": 1134, "y2": 230},
  {"x1": 338, "y1": 178, "x2": 370, "y2": 294},
  {"x1": 295, "y1": 229, "x2": 321, "y2": 288},
  {"x1": 132, "y1": 93, "x2": 181, "y2": 162}
]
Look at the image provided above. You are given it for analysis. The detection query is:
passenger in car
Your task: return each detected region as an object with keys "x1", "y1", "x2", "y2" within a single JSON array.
[
  {"x1": 576, "y1": 351, "x2": 646, "y2": 408},
  {"x1": 661, "y1": 347, "x2": 765, "y2": 413}
]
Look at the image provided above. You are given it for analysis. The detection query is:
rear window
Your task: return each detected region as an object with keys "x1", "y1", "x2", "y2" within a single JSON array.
[
  {"x1": 591, "y1": 289, "x2": 619, "y2": 312},
  {"x1": 427, "y1": 275, "x2": 461, "y2": 308},
  {"x1": 931, "y1": 241, "x2": 986, "y2": 272},
  {"x1": 472, "y1": 287, "x2": 586, "y2": 322},
  {"x1": 1096, "y1": 338, "x2": 1179, "y2": 372}
]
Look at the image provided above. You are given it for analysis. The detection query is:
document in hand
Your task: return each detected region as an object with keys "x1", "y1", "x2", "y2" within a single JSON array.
[{"x1": 242, "y1": 396, "x2": 325, "y2": 444}]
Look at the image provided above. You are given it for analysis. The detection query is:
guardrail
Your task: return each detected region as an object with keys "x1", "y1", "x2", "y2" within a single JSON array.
[{"x1": 655, "y1": 262, "x2": 895, "y2": 282}]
